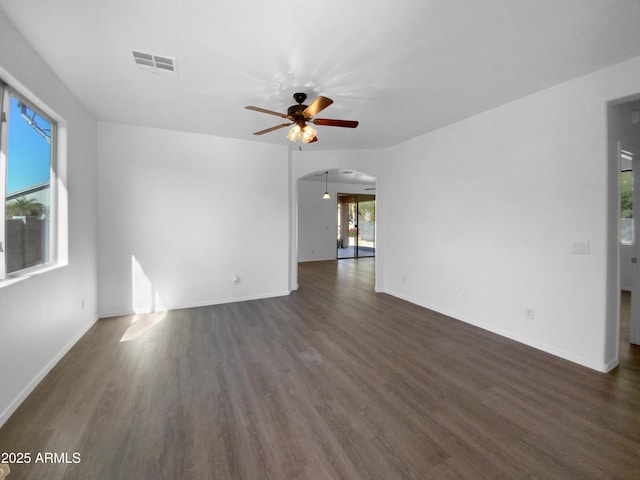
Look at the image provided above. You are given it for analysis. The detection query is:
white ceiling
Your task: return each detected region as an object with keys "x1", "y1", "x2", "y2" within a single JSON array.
[
  {"x1": 300, "y1": 169, "x2": 377, "y2": 186},
  {"x1": 2, "y1": 0, "x2": 640, "y2": 151}
]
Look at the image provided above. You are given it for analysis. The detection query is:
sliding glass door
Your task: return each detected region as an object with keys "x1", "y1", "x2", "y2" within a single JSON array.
[{"x1": 337, "y1": 193, "x2": 375, "y2": 259}]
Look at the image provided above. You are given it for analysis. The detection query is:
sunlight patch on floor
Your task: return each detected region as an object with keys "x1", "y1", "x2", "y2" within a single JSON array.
[{"x1": 120, "y1": 310, "x2": 168, "y2": 342}]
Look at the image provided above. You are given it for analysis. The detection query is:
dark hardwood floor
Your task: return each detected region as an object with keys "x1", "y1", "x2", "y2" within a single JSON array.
[{"x1": 1, "y1": 259, "x2": 639, "y2": 479}]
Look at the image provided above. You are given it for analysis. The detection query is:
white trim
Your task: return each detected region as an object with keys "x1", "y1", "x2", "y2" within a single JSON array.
[
  {"x1": 0, "y1": 315, "x2": 98, "y2": 428},
  {"x1": 384, "y1": 289, "x2": 614, "y2": 373},
  {"x1": 99, "y1": 290, "x2": 292, "y2": 319},
  {"x1": 0, "y1": 81, "x2": 7, "y2": 280},
  {"x1": 0, "y1": 262, "x2": 67, "y2": 289}
]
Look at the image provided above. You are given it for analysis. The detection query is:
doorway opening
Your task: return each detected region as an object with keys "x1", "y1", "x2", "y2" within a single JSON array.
[
  {"x1": 337, "y1": 193, "x2": 375, "y2": 259},
  {"x1": 608, "y1": 95, "x2": 640, "y2": 371},
  {"x1": 619, "y1": 141, "x2": 640, "y2": 346}
]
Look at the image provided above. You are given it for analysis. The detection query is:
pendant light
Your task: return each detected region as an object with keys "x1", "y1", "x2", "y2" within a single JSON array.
[
  {"x1": 322, "y1": 171, "x2": 331, "y2": 200},
  {"x1": 287, "y1": 124, "x2": 317, "y2": 144}
]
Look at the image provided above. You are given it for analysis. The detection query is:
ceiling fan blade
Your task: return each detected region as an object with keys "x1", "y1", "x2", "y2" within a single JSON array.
[
  {"x1": 245, "y1": 106, "x2": 290, "y2": 120},
  {"x1": 312, "y1": 118, "x2": 359, "y2": 128},
  {"x1": 303, "y1": 96, "x2": 333, "y2": 118},
  {"x1": 252, "y1": 123, "x2": 293, "y2": 135}
]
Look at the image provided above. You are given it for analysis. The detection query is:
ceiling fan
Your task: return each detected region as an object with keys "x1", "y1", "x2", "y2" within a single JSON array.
[{"x1": 245, "y1": 93, "x2": 358, "y2": 144}]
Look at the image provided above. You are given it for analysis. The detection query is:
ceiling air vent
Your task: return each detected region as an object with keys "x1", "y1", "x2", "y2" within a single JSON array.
[{"x1": 132, "y1": 50, "x2": 177, "y2": 75}]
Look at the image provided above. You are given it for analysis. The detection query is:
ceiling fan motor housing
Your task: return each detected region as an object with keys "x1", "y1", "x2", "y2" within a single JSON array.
[
  {"x1": 287, "y1": 104, "x2": 307, "y2": 117},
  {"x1": 288, "y1": 94, "x2": 309, "y2": 127}
]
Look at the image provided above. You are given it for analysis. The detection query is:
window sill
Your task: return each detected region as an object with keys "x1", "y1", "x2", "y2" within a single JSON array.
[{"x1": 0, "y1": 262, "x2": 67, "y2": 289}]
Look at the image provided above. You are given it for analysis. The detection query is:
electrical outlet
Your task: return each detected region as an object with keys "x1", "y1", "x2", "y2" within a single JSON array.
[{"x1": 525, "y1": 307, "x2": 534, "y2": 320}]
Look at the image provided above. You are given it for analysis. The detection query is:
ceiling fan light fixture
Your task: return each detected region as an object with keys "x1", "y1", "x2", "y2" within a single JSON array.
[
  {"x1": 301, "y1": 125, "x2": 317, "y2": 143},
  {"x1": 287, "y1": 124, "x2": 301, "y2": 142},
  {"x1": 288, "y1": 124, "x2": 316, "y2": 144}
]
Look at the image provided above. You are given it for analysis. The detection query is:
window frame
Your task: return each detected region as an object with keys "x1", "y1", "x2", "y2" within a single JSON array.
[
  {"x1": 620, "y1": 168, "x2": 633, "y2": 246},
  {"x1": 0, "y1": 79, "x2": 59, "y2": 281}
]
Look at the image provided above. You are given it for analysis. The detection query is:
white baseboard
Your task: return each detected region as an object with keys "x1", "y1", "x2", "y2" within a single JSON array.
[
  {"x1": 0, "y1": 315, "x2": 98, "y2": 428},
  {"x1": 603, "y1": 357, "x2": 620, "y2": 373},
  {"x1": 99, "y1": 290, "x2": 292, "y2": 319},
  {"x1": 383, "y1": 289, "x2": 612, "y2": 373},
  {"x1": 164, "y1": 290, "x2": 292, "y2": 311}
]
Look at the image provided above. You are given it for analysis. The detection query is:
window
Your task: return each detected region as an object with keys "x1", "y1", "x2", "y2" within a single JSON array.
[
  {"x1": 621, "y1": 148, "x2": 634, "y2": 245},
  {"x1": 0, "y1": 80, "x2": 57, "y2": 279}
]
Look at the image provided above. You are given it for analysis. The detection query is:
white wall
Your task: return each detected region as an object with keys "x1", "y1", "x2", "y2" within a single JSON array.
[
  {"x1": 621, "y1": 244, "x2": 632, "y2": 291},
  {"x1": 298, "y1": 180, "x2": 376, "y2": 262},
  {"x1": 382, "y1": 56, "x2": 640, "y2": 372},
  {"x1": 297, "y1": 179, "x2": 338, "y2": 262},
  {"x1": 0, "y1": 11, "x2": 98, "y2": 425},
  {"x1": 97, "y1": 123, "x2": 290, "y2": 316}
]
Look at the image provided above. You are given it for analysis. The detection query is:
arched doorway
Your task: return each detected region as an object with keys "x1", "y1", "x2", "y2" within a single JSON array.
[{"x1": 294, "y1": 168, "x2": 378, "y2": 288}]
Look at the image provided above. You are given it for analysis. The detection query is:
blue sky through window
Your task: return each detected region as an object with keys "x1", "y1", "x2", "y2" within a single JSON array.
[{"x1": 7, "y1": 95, "x2": 51, "y2": 195}]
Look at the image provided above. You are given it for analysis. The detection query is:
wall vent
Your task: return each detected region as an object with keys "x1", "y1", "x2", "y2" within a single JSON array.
[{"x1": 132, "y1": 50, "x2": 177, "y2": 75}]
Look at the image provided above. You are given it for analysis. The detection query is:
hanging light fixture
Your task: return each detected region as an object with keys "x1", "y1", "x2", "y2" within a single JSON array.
[
  {"x1": 301, "y1": 125, "x2": 317, "y2": 143},
  {"x1": 322, "y1": 171, "x2": 331, "y2": 199},
  {"x1": 288, "y1": 123, "x2": 317, "y2": 144},
  {"x1": 287, "y1": 124, "x2": 301, "y2": 142}
]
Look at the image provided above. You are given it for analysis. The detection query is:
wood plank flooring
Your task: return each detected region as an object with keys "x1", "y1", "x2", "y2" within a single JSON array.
[{"x1": 1, "y1": 259, "x2": 639, "y2": 479}]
